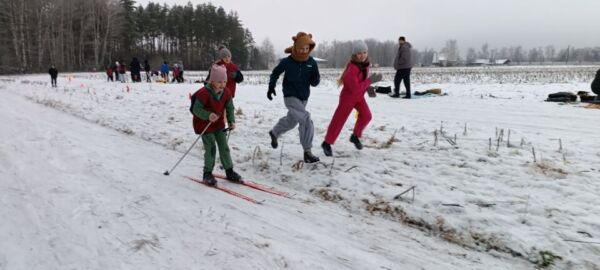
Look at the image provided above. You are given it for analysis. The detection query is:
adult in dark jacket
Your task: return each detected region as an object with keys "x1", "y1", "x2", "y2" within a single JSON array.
[
  {"x1": 592, "y1": 68, "x2": 600, "y2": 96},
  {"x1": 48, "y1": 65, "x2": 58, "y2": 87},
  {"x1": 143, "y1": 59, "x2": 151, "y2": 82},
  {"x1": 391, "y1": 36, "x2": 413, "y2": 98},
  {"x1": 267, "y1": 32, "x2": 321, "y2": 163},
  {"x1": 130, "y1": 57, "x2": 142, "y2": 82}
]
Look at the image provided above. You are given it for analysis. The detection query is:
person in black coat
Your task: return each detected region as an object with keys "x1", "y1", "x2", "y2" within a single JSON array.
[
  {"x1": 143, "y1": 59, "x2": 151, "y2": 82},
  {"x1": 48, "y1": 65, "x2": 58, "y2": 87},
  {"x1": 130, "y1": 57, "x2": 142, "y2": 82},
  {"x1": 592, "y1": 68, "x2": 600, "y2": 96}
]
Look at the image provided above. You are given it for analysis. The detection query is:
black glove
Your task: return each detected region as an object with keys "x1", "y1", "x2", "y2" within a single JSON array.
[
  {"x1": 368, "y1": 73, "x2": 383, "y2": 84},
  {"x1": 267, "y1": 87, "x2": 276, "y2": 101}
]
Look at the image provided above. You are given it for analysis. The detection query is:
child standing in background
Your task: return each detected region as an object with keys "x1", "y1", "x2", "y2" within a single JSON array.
[{"x1": 205, "y1": 46, "x2": 244, "y2": 97}]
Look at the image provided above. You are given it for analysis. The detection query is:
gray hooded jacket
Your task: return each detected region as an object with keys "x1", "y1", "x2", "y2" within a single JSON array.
[
  {"x1": 393, "y1": 42, "x2": 413, "y2": 70},
  {"x1": 592, "y1": 68, "x2": 600, "y2": 95}
]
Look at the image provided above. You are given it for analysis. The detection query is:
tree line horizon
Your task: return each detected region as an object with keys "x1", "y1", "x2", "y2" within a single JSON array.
[{"x1": 1, "y1": 0, "x2": 599, "y2": 74}]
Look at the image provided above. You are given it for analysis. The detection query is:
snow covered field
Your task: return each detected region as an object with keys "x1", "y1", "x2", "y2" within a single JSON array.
[{"x1": 1, "y1": 66, "x2": 599, "y2": 269}]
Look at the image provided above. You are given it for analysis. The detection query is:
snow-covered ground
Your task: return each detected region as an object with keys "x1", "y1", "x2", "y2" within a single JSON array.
[{"x1": 1, "y1": 66, "x2": 599, "y2": 269}]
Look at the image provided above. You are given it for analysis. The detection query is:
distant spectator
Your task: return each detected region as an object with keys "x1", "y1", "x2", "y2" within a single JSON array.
[
  {"x1": 48, "y1": 65, "x2": 58, "y2": 87},
  {"x1": 171, "y1": 64, "x2": 179, "y2": 83},
  {"x1": 160, "y1": 61, "x2": 169, "y2": 82},
  {"x1": 106, "y1": 66, "x2": 114, "y2": 82},
  {"x1": 118, "y1": 61, "x2": 127, "y2": 83},
  {"x1": 130, "y1": 57, "x2": 142, "y2": 82},
  {"x1": 143, "y1": 59, "x2": 151, "y2": 82},
  {"x1": 391, "y1": 36, "x2": 413, "y2": 98},
  {"x1": 178, "y1": 62, "x2": 185, "y2": 82},
  {"x1": 113, "y1": 61, "x2": 119, "y2": 81},
  {"x1": 592, "y1": 68, "x2": 600, "y2": 96}
]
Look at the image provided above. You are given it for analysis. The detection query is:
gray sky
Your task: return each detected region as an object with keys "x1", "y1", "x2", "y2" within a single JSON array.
[{"x1": 136, "y1": 0, "x2": 600, "y2": 54}]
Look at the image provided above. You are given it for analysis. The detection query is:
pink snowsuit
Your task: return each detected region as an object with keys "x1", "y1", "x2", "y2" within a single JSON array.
[{"x1": 324, "y1": 62, "x2": 372, "y2": 145}]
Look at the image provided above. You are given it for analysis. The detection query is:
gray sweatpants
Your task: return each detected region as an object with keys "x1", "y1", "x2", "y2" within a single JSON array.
[{"x1": 272, "y1": 97, "x2": 314, "y2": 150}]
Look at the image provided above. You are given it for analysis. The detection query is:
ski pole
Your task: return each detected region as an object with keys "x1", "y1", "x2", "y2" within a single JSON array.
[{"x1": 163, "y1": 122, "x2": 212, "y2": 176}]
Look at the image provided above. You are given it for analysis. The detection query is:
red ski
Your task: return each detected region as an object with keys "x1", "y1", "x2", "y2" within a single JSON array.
[
  {"x1": 184, "y1": 176, "x2": 263, "y2": 204},
  {"x1": 212, "y1": 173, "x2": 291, "y2": 198}
]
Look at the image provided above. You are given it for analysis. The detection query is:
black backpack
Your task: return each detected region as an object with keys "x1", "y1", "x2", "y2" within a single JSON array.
[
  {"x1": 375, "y1": 86, "x2": 392, "y2": 94},
  {"x1": 546, "y1": 92, "x2": 577, "y2": 102}
]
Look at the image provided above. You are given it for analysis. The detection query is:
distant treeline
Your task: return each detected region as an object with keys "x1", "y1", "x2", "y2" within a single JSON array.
[
  {"x1": 0, "y1": 0, "x2": 272, "y2": 73},
  {"x1": 313, "y1": 39, "x2": 600, "y2": 68},
  {"x1": 1, "y1": 0, "x2": 598, "y2": 74}
]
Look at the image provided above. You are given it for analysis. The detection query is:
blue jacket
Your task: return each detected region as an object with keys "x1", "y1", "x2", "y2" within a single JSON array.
[
  {"x1": 160, "y1": 63, "x2": 169, "y2": 74},
  {"x1": 269, "y1": 56, "x2": 320, "y2": 101}
]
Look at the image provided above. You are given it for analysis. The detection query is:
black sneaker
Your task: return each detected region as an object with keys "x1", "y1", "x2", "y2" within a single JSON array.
[
  {"x1": 203, "y1": 171, "x2": 217, "y2": 186},
  {"x1": 321, "y1": 142, "x2": 332, "y2": 157},
  {"x1": 303, "y1": 150, "x2": 320, "y2": 163},
  {"x1": 269, "y1": 131, "x2": 278, "y2": 149},
  {"x1": 349, "y1": 134, "x2": 363, "y2": 150},
  {"x1": 225, "y1": 168, "x2": 243, "y2": 183},
  {"x1": 389, "y1": 93, "x2": 400, "y2": 98},
  {"x1": 402, "y1": 96, "x2": 411, "y2": 99}
]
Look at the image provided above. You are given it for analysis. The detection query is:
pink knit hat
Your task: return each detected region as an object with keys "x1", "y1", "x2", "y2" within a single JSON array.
[{"x1": 209, "y1": 64, "x2": 227, "y2": 82}]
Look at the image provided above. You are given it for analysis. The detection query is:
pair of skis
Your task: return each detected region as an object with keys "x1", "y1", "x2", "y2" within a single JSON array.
[{"x1": 184, "y1": 174, "x2": 291, "y2": 204}]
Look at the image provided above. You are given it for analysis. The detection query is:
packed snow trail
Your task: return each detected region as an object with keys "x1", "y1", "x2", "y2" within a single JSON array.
[{"x1": 0, "y1": 89, "x2": 531, "y2": 269}]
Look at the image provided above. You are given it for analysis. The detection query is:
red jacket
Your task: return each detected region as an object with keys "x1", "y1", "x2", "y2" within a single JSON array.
[
  {"x1": 215, "y1": 61, "x2": 241, "y2": 97},
  {"x1": 191, "y1": 87, "x2": 233, "y2": 134},
  {"x1": 341, "y1": 62, "x2": 371, "y2": 98}
]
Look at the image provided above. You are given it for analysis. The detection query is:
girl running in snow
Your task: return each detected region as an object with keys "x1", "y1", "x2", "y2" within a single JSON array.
[{"x1": 321, "y1": 40, "x2": 382, "y2": 156}]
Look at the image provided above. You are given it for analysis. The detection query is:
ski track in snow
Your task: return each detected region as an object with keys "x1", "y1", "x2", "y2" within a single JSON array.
[{"x1": 1, "y1": 67, "x2": 599, "y2": 269}]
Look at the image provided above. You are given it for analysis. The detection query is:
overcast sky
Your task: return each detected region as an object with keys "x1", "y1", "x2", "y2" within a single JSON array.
[{"x1": 136, "y1": 0, "x2": 600, "y2": 55}]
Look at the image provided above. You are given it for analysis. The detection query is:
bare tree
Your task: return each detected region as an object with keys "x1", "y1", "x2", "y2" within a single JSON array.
[
  {"x1": 478, "y1": 43, "x2": 489, "y2": 59},
  {"x1": 466, "y1": 47, "x2": 477, "y2": 63},
  {"x1": 259, "y1": 38, "x2": 276, "y2": 69},
  {"x1": 442, "y1": 39, "x2": 460, "y2": 62},
  {"x1": 544, "y1": 45, "x2": 556, "y2": 62}
]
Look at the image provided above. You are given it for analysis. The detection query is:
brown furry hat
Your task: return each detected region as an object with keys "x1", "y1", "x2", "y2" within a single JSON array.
[{"x1": 284, "y1": 32, "x2": 316, "y2": 62}]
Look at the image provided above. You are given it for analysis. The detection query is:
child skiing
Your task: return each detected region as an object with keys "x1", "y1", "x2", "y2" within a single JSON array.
[
  {"x1": 190, "y1": 64, "x2": 241, "y2": 186},
  {"x1": 321, "y1": 40, "x2": 382, "y2": 156},
  {"x1": 267, "y1": 32, "x2": 321, "y2": 163}
]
